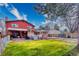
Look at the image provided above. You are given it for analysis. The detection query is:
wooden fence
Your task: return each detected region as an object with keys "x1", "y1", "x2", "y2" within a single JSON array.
[{"x1": 0, "y1": 35, "x2": 10, "y2": 55}]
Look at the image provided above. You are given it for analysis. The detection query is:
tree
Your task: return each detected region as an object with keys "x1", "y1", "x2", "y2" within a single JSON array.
[
  {"x1": 35, "y1": 3, "x2": 79, "y2": 46},
  {"x1": 39, "y1": 25, "x2": 45, "y2": 30},
  {"x1": 54, "y1": 24, "x2": 59, "y2": 30},
  {"x1": 35, "y1": 3, "x2": 79, "y2": 32},
  {"x1": 35, "y1": 3, "x2": 74, "y2": 20}
]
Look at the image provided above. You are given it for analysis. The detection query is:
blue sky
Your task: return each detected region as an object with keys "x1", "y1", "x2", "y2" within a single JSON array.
[{"x1": 0, "y1": 3, "x2": 45, "y2": 27}]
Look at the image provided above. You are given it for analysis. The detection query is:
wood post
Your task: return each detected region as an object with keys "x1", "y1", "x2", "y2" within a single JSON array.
[{"x1": 20, "y1": 31, "x2": 22, "y2": 38}]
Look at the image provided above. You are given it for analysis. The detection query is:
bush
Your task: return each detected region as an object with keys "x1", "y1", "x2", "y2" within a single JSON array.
[{"x1": 2, "y1": 40, "x2": 76, "y2": 56}]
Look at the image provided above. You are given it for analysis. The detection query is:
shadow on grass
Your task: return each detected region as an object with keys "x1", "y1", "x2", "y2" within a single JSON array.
[{"x1": 65, "y1": 44, "x2": 79, "y2": 56}]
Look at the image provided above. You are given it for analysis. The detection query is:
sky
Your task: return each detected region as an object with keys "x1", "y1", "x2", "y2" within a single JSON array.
[{"x1": 0, "y1": 3, "x2": 45, "y2": 28}]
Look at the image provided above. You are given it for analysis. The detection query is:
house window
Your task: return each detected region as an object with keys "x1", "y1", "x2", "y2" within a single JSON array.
[{"x1": 12, "y1": 24, "x2": 18, "y2": 27}]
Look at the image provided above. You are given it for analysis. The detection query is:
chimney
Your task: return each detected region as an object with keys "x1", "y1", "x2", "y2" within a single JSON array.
[{"x1": 5, "y1": 17, "x2": 8, "y2": 21}]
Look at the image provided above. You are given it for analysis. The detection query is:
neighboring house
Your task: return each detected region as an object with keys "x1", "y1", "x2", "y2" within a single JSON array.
[
  {"x1": 36, "y1": 29, "x2": 66, "y2": 38},
  {"x1": 70, "y1": 32, "x2": 78, "y2": 38},
  {"x1": 6, "y1": 20, "x2": 35, "y2": 38},
  {"x1": 48, "y1": 30, "x2": 61, "y2": 38},
  {"x1": 65, "y1": 32, "x2": 78, "y2": 38}
]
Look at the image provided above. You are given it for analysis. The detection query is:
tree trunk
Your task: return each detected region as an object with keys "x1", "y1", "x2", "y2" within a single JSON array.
[
  {"x1": 77, "y1": 29, "x2": 79, "y2": 49},
  {"x1": 77, "y1": 36, "x2": 79, "y2": 47}
]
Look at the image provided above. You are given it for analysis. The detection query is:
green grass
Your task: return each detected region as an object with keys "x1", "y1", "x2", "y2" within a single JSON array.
[{"x1": 2, "y1": 40, "x2": 76, "y2": 56}]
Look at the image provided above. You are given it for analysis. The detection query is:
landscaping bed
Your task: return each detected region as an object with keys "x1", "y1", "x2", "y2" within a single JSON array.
[{"x1": 2, "y1": 40, "x2": 76, "y2": 56}]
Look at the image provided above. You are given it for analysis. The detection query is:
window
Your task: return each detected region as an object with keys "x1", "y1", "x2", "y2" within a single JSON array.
[
  {"x1": 48, "y1": 34, "x2": 52, "y2": 37},
  {"x1": 12, "y1": 24, "x2": 18, "y2": 27}
]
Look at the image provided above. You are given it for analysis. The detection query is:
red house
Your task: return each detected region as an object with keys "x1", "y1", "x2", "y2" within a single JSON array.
[{"x1": 6, "y1": 20, "x2": 35, "y2": 38}]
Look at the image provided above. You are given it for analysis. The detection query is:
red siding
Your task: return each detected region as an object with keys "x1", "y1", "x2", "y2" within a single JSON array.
[{"x1": 6, "y1": 21, "x2": 34, "y2": 31}]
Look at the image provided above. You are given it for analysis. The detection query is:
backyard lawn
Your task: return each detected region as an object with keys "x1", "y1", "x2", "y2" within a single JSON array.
[{"x1": 2, "y1": 39, "x2": 76, "y2": 56}]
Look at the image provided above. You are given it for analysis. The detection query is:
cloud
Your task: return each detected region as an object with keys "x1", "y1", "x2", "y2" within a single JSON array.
[
  {"x1": 0, "y1": 3, "x2": 4, "y2": 6},
  {"x1": 4, "y1": 3, "x2": 9, "y2": 7},
  {"x1": 23, "y1": 14, "x2": 28, "y2": 21},
  {"x1": 5, "y1": 4, "x2": 23, "y2": 20},
  {"x1": 10, "y1": 7, "x2": 23, "y2": 20},
  {"x1": 0, "y1": 3, "x2": 8, "y2": 7},
  {"x1": 1, "y1": 3, "x2": 28, "y2": 21},
  {"x1": 41, "y1": 21, "x2": 45, "y2": 24},
  {"x1": 41, "y1": 20, "x2": 51, "y2": 25},
  {"x1": 43, "y1": 14, "x2": 48, "y2": 18}
]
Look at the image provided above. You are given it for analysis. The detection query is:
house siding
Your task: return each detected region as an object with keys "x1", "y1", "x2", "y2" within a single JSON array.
[{"x1": 6, "y1": 20, "x2": 34, "y2": 34}]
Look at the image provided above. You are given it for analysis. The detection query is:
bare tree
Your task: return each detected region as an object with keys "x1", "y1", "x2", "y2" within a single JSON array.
[
  {"x1": 35, "y1": 3, "x2": 79, "y2": 32},
  {"x1": 64, "y1": 4, "x2": 79, "y2": 33},
  {"x1": 35, "y1": 3, "x2": 74, "y2": 20},
  {"x1": 35, "y1": 3, "x2": 79, "y2": 46}
]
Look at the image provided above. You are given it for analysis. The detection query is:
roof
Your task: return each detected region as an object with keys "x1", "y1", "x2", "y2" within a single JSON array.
[
  {"x1": 48, "y1": 30, "x2": 61, "y2": 34},
  {"x1": 35, "y1": 29, "x2": 47, "y2": 32},
  {"x1": 6, "y1": 20, "x2": 35, "y2": 27}
]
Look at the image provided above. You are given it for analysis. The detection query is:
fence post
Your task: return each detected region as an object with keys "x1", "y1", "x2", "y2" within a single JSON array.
[
  {"x1": 0, "y1": 38, "x2": 3, "y2": 55},
  {"x1": 0, "y1": 35, "x2": 10, "y2": 55}
]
